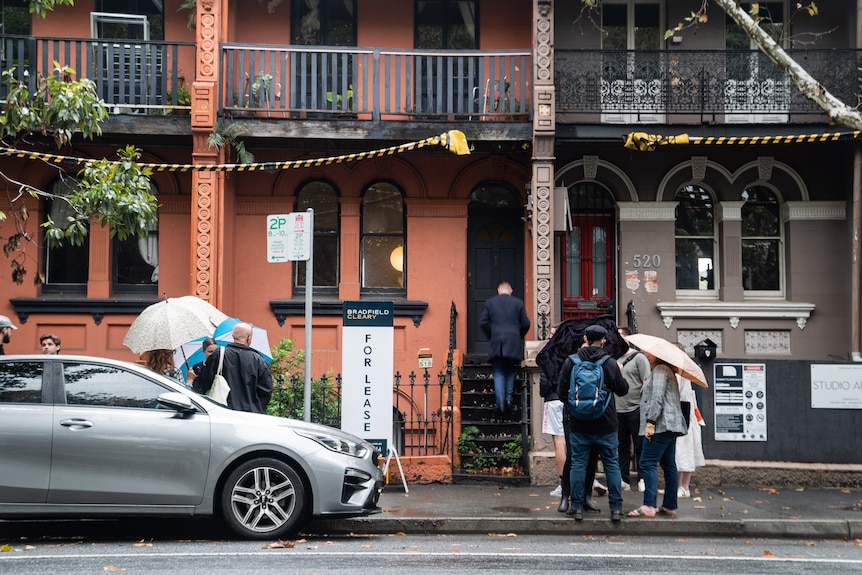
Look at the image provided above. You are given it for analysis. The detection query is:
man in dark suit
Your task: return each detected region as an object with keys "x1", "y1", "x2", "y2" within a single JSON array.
[{"x1": 479, "y1": 281, "x2": 531, "y2": 415}]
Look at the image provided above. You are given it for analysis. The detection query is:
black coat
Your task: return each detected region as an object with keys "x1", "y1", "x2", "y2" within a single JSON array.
[
  {"x1": 535, "y1": 315, "x2": 628, "y2": 384},
  {"x1": 479, "y1": 293, "x2": 531, "y2": 363},
  {"x1": 194, "y1": 342, "x2": 273, "y2": 414},
  {"x1": 555, "y1": 344, "x2": 628, "y2": 435}
]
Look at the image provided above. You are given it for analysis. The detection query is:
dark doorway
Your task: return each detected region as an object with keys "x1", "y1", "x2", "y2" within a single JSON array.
[{"x1": 466, "y1": 183, "x2": 525, "y2": 356}]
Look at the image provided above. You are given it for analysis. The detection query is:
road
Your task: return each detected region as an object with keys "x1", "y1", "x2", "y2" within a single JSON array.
[{"x1": 1, "y1": 520, "x2": 862, "y2": 575}]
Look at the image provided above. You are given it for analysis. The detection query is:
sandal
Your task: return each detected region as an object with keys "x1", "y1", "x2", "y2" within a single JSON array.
[
  {"x1": 626, "y1": 505, "x2": 657, "y2": 518},
  {"x1": 657, "y1": 507, "x2": 677, "y2": 518}
]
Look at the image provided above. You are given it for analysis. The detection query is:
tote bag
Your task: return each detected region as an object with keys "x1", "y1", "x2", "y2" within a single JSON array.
[{"x1": 207, "y1": 346, "x2": 231, "y2": 404}]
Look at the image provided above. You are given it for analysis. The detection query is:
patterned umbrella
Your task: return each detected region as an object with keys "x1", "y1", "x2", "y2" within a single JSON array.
[{"x1": 123, "y1": 297, "x2": 227, "y2": 354}]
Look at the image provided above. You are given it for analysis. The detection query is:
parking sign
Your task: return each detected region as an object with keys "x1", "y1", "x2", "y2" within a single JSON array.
[{"x1": 267, "y1": 212, "x2": 312, "y2": 262}]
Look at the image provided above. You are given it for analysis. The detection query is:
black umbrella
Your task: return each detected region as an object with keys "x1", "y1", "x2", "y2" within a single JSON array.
[
  {"x1": 625, "y1": 300, "x2": 638, "y2": 334},
  {"x1": 535, "y1": 314, "x2": 628, "y2": 383}
]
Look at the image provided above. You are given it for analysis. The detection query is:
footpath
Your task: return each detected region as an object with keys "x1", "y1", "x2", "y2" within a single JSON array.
[{"x1": 310, "y1": 483, "x2": 862, "y2": 540}]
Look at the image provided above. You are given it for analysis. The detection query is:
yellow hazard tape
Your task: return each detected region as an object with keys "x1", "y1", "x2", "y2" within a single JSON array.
[
  {"x1": 624, "y1": 131, "x2": 861, "y2": 152},
  {"x1": 0, "y1": 130, "x2": 471, "y2": 171}
]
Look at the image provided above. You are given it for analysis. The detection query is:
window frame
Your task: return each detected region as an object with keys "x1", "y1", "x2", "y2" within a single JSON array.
[
  {"x1": 293, "y1": 180, "x2": 340, "y2": 296},
  {"x1": 360, "y1": 182, "x2": 406, "y2": 296},
  {"x1": 674, "y1": 184, "x2": 719, "y2": 297},
  {"x1": 741, "y1": 185, "x2": 785, "y2": 298}
]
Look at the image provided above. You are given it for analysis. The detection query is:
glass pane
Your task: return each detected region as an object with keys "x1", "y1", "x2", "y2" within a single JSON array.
[
  {"x1": 633, "y1": 4, "x2": 660, "y2": 50},
  {"x1": 566, "y1": 227, "x2": 581, "y2": 297},
  {"x1": 362, "y1": 184, "x2": 403, "y2": 233},
  {"x1": 742, "y1": 239, "x2": 780, "y2": 290},
  {"x1": 361, "y1": 236, "x2": 404, "y2": 288},
  {"x1": 297, "y1": 182, "x2": 339, "y2": 232},
  {"x1": 0, "y1": 361, "x2": 43, "y2": 403},
  {"x1": 676, "y1": 238, "x2": 714, "y2": 290},
  {"x1": 470, "y1": 184, "x2": 520, "y2": 209},
  {"x1": 592, "y1": 226, "x2": 607, "y2": 297},
  {"x1": 296, "y1": 235, "x2": 338, "y2": 287},
  {"x1": 742, "y1": 187, "x2": 779, "y2": 237},
  {"x1": 416, "y1": 0, "x2": 443, "y2": 48},
  {"x1": 1, "y1": 3, "x2": 30, "y2": 35},
  {"x1": 602, "y1": 4, "x2": 627, "y2": 50},
  {"x1": 447, "y1": 1, "x2": 476, "y2": 49},
  {"x1": 115, "y1": 235, "x2": 158, "y2": 286},
  {"x1": 675, "y1": 187, "x2": 714, "y2": 236},
  {"x1": 326, "y1": 0, "x2": 356, "y2": 46},
  {"x1": 63, "y1": 363, "x2": 165, "y2": 409}
]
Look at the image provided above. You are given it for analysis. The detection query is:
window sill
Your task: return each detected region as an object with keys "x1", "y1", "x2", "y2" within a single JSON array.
[
  {"x1": 270, "y1": 299, "x2": 428, "y2": 327},
  {"x1": 656, "y1": 301, "x2": 816, "y2": 330},
  {"x1": 10, "y1": 297, "x2": 160, "y2": 325}
]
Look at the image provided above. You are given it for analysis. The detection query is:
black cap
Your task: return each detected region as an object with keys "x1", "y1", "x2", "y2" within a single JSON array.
[{"x1": 584, "y1": 325, "x2": 607, "y2": 344}]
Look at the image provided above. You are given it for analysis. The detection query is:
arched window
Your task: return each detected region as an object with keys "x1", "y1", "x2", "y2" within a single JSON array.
[
  {"x1": 295, "y1": 181, "x2": 339, "y2": 292},
  {"x1": 675, "y1": 185, "x2": 716, "y2": 292},
  {"x1": 361, "y1": 183, "x2": 404, "y2": 292},
  {"x1": 741, "y1": 186, "x2": 782, "y2": 292},
  {"x1": 43, "y1": 177, "x2": 89, "y2": 292}
]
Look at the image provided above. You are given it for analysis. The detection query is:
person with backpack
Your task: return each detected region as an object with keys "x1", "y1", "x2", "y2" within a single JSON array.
[
  {"x1": 616, "y1": 327, "x2": 651, "y2": 492},
  {"x1": 555, "y1": 324, "x2": 628, "y2": 521}
]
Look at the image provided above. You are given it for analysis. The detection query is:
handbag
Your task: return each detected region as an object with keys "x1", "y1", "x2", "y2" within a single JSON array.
[
  {"x1": 680, "y1": 400, "x2": 692, "y2": 429},
  {"x1": 207, "y1": 346, "x2": 231, "y2": 404}
]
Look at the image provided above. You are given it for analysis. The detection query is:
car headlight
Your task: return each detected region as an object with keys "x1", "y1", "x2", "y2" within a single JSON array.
[{"x1": 295, "y1": 430, "x2": 370, "y2": 458}]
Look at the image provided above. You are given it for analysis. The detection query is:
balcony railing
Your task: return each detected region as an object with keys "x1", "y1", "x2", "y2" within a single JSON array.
[
  {"x1": 555, "y1": 49, "x2": 862, "y2": 123},
  {"x1": 221, "y1": 44, "x2": 532, "y2": 121},
  {"x1": 0, "y1": 34, "x2": 196, "y2": 114}
]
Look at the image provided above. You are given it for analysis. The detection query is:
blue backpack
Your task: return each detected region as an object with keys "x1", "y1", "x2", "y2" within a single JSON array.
[{"x1": 567, "y1": 354, "x2": 612, "y2": 420}]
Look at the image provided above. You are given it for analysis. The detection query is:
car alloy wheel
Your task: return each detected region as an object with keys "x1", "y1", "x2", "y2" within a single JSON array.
[{"x1": 221, "y1": 457, "x2": 306, "y2": 539}]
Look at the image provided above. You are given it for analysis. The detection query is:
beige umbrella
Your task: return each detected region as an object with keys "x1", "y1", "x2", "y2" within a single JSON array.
[
  {"x1": 624, "y1": 333, "x2": 708, "y2": 388},
  {"x1": 123, "y1": 297, "x2": 227, "y2": 353}
]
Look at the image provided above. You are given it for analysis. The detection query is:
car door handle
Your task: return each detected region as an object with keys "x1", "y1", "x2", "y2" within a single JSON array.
[{"x1": 59, "y1": 418, "x2": 94, "y2": 429}]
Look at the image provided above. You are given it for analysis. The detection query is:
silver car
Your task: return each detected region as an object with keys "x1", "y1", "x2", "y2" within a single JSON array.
[{"x1": 0, "y1": 355, "x2": 383, "y2": 540}]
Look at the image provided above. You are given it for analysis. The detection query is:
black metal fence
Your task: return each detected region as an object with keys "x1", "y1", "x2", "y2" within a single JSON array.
[
  {"x1": 555, "y1": 49, "x2": 861, "y2": 120},
  {"x1": 268, "y1": 369, "x2": 453, "y2": 458}
]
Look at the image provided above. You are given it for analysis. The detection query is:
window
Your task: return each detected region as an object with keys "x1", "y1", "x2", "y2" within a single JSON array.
[
  {"x1": 95, "y1": 0, "x2": 164, "y2": 40},
  {"x1": 416, "y1": 0, "x2": 477, "y2": 49},
  {"x1": 295, "y1": 181, "x2": 339, "y2": 292},
  {"x1": 675, "y1": 185, "x2": 716, "y2": 292},
  {"x1": 741, "y1": 186, "x2": 782, "y2": 292},
  {"x1": 0, "y1": 361, "x2": 43, "y2": 404},
  {"x1": 361, "y1": 183, "x2": 404, "y2": 292},
  {"x1": 63, "y1": 362, "x2": 166, "y2": 409},
  {"x1": 43, "y1": 177, "x2": 89, "y2": 293},
  {"x1": 113, "y1": 222, "x2": 158, "y2": 293},
  {"x1": 292, "y1": 0, "x2": 357, "y2": 46},
  {"x1": 0, "y1": 0, "x2": 30, "y2": 35}
]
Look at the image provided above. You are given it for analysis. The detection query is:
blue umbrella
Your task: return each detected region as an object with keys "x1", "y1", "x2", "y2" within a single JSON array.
[{"x1": 212, "y1": 318, "x2": 273, "y2": 362}]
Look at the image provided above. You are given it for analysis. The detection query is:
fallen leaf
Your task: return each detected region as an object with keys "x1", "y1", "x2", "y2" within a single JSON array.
[
  {"x1": 795, "y1": 487, "x2": 805, "y2": 492},
  {"x1": 262, "y1": 541, "x2": 296, "y2": 549},
  {"x1": 841, "y1": 489, "x2": 852, "y2": 494},
  {"x1": 0, "y1": 545, "x2": 12, "y2": 553},
  {"x1": 853, "y1": 539, "x2": 862, "y2": 546},
  {"x1": 395, "y1": 532, "x2": 406, "y2": 536},
  {"x1": 132, "y1": 543, "x2": 152, "y2": 548},
  {"x1": 24, "y1": 546, "x2": 35, "y2": 551},
  {"x1": 103, "y1": 567, "x2": 126, "y2": 572},
  {"x1": 493, "y1": 493, "x2": 501, "y2": 497},
  {"x1": 528, "y1": 493, "x2": 539, "y2": 497},
  {"x1": 693, "y1": 505, "x2": 706, "y2": 509},
  {"x1": 488, "y1": 533, "x2": 517, "y2": 537},
  {"x1": 692, "y1": 497, "x2": 702, "y2": 502},
  {"x1": 306, "y1": 545, "x2": 318, "y2": 550},
  {"x1": 741, "y1": 509, "x2": 749, "y2": 514},
  {"x1": 762, "y1": 550, "x2": 775, "y2": 558}
]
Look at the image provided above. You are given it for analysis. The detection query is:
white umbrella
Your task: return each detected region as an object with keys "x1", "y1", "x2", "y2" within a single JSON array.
[
  {"x1": 124, "y1": 297, "x2": 227, "y2": 353},
  {"x1": 624, "y1": 333, "x2": 708, "y2": 388}
]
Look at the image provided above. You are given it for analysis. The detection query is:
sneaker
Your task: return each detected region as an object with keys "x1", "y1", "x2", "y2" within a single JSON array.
[
  {"x1": 593, "y1": 479, "x2": 608, "y2": 496},
  {"x1": 620, "y1": 480, "x2": 631, "y2": 492},
  {"x1": 678, "y1": 487, "x2": 691, "y2": 498},
  {"x1": 549, "y1": 484, "x2": 562, "y2": 497},
  {"x1": 637, "y1": 479, "x2": 645, "y2": 492}
]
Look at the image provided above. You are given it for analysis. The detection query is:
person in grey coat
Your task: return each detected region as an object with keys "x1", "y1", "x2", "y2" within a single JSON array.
[
  {"x1": 627, "y1": 357, "x2": 688, "y2": 518},
  {"x1": 479, "y1": 281, "x2": 530, "y2": 415}
]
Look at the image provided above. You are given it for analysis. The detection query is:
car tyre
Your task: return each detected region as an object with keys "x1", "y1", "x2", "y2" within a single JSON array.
[{"x1": 221, "y1": 457, "x2": 307, "y2": 540}]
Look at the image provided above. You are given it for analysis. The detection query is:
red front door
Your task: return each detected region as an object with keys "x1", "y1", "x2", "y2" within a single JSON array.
[{"x1": 561, "y1": 214, "x2": 614, "y2": 320}]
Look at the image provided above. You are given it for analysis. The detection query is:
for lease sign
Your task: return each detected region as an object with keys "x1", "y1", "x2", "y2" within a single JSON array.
[{"x1": 341, "y1": 301, "x2": 394, "y2": 454}]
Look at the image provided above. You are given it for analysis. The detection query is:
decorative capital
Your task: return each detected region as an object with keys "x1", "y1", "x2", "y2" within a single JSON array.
[
  {"x1": 201, "y1": 0, "x2": 214, "y2": 11},
  {"x1": 538, "y1": 0, "x2": 551, "y2": 17}
]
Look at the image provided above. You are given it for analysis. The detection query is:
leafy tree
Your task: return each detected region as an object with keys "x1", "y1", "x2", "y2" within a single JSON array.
[
  {"x1": 578, "y1": 1, "x2": 862, "y2": 130},
  {"x1": 0, "y1": 2, "x2": 159, "y2": 285}
]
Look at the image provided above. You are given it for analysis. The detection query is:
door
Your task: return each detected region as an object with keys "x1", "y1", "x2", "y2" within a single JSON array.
[
  {"x1": 560, "y1": 183, "x2": 616, "y2": 321},
  {"x1": 466, "y1": 183, "x2": 525, "y2": 356},
  {"x1": 49, "y1": 361, "x2": 211, "y2": 505}
]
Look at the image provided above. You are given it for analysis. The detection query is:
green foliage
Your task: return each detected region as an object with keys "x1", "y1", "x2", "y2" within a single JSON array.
[
  {"x1": 266, "y1": 338, "x2": 340, "y2": 426},
  {"x1": 208, "y1": 122, "x2": 254, "y2": 164},
  {"x1": 178, "y1": 0, "x2": 197, "y2": 30},
  {"x1": 42, "y1": 146, "x2": 159, "y2": 247},
  {"x1": 28, "y1": 0, "x2": 74, "y2": 18},
  {"x1": 457, "y1": 425, "x2": 492, "y2": 470},
  {"x1": 501, "y1": 434, "x2": 523, "y2": 467},
  {"x1": 0, "y1": 64, "x2": 108, "y2": 148}
]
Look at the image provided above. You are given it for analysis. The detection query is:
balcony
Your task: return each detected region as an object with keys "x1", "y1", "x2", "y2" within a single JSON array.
[
  {"x1": 555, "y1": 49, "x2": 862, "y2": 125},
  {"x1": 220, "y1": 44, "x2": 532, "y2": 122},
  {"x1": 0, "y1": 35, "x2": 196, "y2": 115}
]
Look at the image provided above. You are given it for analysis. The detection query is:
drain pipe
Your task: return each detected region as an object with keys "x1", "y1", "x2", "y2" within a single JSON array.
[{"x1": 852, "y1": 144, "x2": 862, "y2": 362}]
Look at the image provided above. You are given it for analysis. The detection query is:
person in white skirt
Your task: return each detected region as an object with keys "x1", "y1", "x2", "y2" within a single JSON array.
[{"x1": 675, "y1": 374, "x2": 705, "y2": 498}]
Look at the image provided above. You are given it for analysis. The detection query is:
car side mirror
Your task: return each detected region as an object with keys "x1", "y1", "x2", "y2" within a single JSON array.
[{"x1": 158, "y1": 392, "x2": 198, "y2": 414}]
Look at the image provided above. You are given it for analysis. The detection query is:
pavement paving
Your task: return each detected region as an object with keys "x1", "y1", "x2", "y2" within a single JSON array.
[{"x1": 309, "y1": 483, "x2": 862, "y2": 540}]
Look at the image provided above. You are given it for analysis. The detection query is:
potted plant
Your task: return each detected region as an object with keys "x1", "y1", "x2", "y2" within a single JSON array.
[{"x1": 166, "y1": 72, "x2": 191, "y2": 114}]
